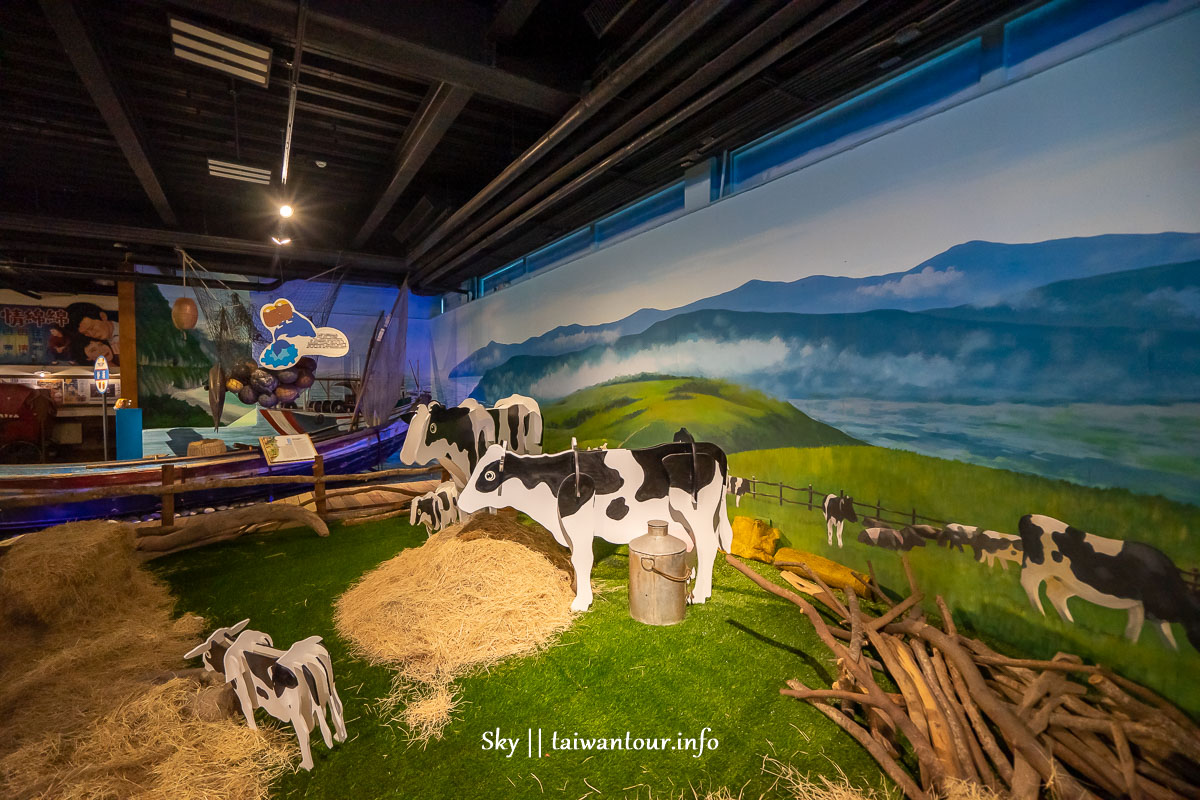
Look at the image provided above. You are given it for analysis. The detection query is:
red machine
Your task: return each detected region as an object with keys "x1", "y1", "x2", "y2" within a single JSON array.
[{"x1": 0, "y1": 383, "x2": 56, "y2": 462}]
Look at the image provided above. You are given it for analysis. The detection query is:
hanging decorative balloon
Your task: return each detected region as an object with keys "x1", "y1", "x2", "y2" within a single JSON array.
[
  {"x1": 174, "y1": 249, "x2": 199, "y2": 331},
  {"x1": 172, "y1": 296, "x2": 199, "y2": 330}
]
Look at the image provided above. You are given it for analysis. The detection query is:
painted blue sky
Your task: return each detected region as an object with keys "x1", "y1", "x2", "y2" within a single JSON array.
[{"x1": 437, "y1": 8, "x2": 1200, "y2": 354}]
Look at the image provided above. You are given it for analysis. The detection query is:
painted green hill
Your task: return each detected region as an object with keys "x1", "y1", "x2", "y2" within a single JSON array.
[{"x1": 541, "y1": 375, "x2": 860, "y2": 453}]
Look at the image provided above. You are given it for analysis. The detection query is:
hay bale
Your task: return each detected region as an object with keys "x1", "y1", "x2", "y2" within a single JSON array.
[
  {"x1": 0, "y1": 520, "x2": 143, "y2": 626},
  {"x1": 2, "y1": 679, "x2": 290, "y2": 800},
  {"x1": 0, "y1": 521, "x2": 293, "y2": 798},
  {"x1": 335, "y1": 513, "x2": 575, "y2": 741}
]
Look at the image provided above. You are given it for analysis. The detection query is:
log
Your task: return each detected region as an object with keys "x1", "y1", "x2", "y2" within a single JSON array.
[
  {"x1": 866, "y1": 593, "x2": 922, "y2": 632},
  {"x1": 338, "y1": 505, "x2": 412, "y2": 526},
  {"x1": 779, "y1": 569, "x2": 841, "y2": 610},
  {"x1": 727, "y1": 555, "x2": 947, "y2": 789},
  {"x1": 1110, "y1": 720, "x2": 1143, "y2": 800},
  {"x1": 1044, "y1": 728, "x2": 1129, "y2": 798},
  {"x1": 946, "y1": 656, "x2": 1014, "y2": 784},
  {"x1": 866, "y1": 559, "x2": 894, "y2": 607},
  {"x1": 136, "y1": 504, "x2": 329, "y2": 558},
  {"x1": 886, "y1": 619, "x2": 1097, "y2": 800},
  {"x1": 788, "y1": 682, "x2": 930, "y2": 800}
]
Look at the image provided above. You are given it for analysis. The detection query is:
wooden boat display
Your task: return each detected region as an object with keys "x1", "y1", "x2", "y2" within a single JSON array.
[{"x1": 0, "y1": 416, "x2": 408, "y2": 534}]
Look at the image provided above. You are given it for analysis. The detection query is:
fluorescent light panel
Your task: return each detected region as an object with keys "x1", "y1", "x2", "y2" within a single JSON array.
[
  {"x1": 208, "y1": 158, "x2": 272, "y2": 184},
  {"x1": 170, "y1": 16, "x2": 271, "y2": 88}
]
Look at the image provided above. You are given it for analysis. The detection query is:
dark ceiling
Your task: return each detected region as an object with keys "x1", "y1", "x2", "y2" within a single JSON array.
[{"x1": 0, "y1": 0, "x2": 1036, "y2": 293}]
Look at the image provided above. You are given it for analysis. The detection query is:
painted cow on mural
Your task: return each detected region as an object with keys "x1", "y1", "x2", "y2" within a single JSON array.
[
  {"x1": 822, "y1": 494, "x2": 858, "y2": 548},
  {"x1": 943, "y1": 524, "x2": 1024, "y2": 570},
  {"x1": 937, "y1": 522, "x2": 975, "y2": 553},
  {"x1": 1018, "y1": 514, "x2": 1200, "y2": 650},
  {"x1": 726, "y1": 476, "x2": 750, "y2": 507},
  {"x1": 186, "y1": 622, "x2": 347, "y2": 770},
  {"x1": 857, "y1": 525, "x2": 926, "y2": 552},
  {"x1": 400, "y1": 396, "x2": 542, "y2": 488},
  {"x1": 410, "y1": 481, "x2": 460, "y2": 535},
  {"x1": 457, "y1": 440, "x2": 734, "y2": 611}
]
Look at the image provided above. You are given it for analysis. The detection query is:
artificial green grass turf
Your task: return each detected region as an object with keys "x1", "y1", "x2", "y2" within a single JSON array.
[{"x1": 152, "y1": 518, "x2": 891, "y2": 799}]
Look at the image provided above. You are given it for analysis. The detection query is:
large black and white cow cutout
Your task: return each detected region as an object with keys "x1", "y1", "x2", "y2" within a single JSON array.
[
  {"x1": 457, "y1": 440, "x2": 734, "y2": 612},
  {"x1": 186, "y1": 622, "x2": 347, "y2": 770},
  {"x1": 1018, "y1": 514, "x2": 1200, "y2": 650},
  {"x1": 410, "y1": 481, "x2": 460, "y2": 535},
  {"x1": 400, "y1": 395, "x2": 542, "y2": 489}
]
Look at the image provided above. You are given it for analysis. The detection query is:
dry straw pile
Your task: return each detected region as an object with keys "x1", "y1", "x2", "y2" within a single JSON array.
[
  {"x1": 0, "y1": 521, "x2": 291, "y2": 799},
  {"x1": 334, "y1": 513, "x2": 576, "y2": 742}
]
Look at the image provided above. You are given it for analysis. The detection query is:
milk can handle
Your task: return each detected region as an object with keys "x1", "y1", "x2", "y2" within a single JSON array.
[{"x1": 639, "y1": 556, "x2": 689, "y2": 583}]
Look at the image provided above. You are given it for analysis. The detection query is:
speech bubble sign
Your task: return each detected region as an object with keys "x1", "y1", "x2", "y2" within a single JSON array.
[{"x1": 257, "y1": 299, "x2": 349, "y2": 369}]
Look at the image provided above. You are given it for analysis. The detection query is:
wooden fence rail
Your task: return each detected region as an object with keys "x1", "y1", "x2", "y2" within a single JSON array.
[
  {"x1": 0, "y1": 464, "x2": 434, "y2": 510},
  {"x1": 733, "y1": 475, "x2": 949, "y2": 529}
]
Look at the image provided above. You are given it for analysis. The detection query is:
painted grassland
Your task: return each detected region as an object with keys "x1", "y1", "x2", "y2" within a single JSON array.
[
  {"x1": 541, "y1": 375, "x2": 859, "y2": 453},
  {"x1": 727, "y1": 445, "x2": 1200, "y2": 717}
]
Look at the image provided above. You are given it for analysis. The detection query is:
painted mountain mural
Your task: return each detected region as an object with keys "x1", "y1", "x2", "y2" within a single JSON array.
[
  {"x1": 465, "y1": 236, "x2": 1200, "y2": 505},
  {"x1": 474, "y1": 256, "x2": 1200, "y2": 405},
  {"x1": 452, "y1": 233, "x2": 1200, "y2": 377}
]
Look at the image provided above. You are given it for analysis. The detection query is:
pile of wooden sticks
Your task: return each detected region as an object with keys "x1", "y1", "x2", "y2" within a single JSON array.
[{"x1": 724, "y1": 553, "x2": 1200, "y2": 800}]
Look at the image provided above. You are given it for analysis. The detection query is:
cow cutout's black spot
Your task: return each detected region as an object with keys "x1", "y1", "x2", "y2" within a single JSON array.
[
  {"x1": 244, "y1": 650, "x2": 278, "y2": 689},
  {"x1": 301, "y1": 664, "x2": 320, "y2": 701},
  {"x1": 1052, "y1": 551, "x2": 1063, "y2": 563},
  {"x1": 272, "y1": 663, "x2": 299, "y2": 696},
  {"x1": 606, "y1": 498, "x2": 629, "y2": 520},
  {"x1": 256, "y1": 686, "x2": 270, "y2": 700}
]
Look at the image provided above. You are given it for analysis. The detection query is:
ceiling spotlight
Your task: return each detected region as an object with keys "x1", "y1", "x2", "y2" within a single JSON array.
[
  {"x1": 35, "y1": 370, "x2": 50, "y2": 377},
  {"x1": 271, "y1": 236, "x2": 292, "y2": 246},
  {"x1": 314, "y1": 160, "x2": 327, "y2": 168},
  {"x1": 279, "y1": 204, "x2": 294, "y2": 218}
]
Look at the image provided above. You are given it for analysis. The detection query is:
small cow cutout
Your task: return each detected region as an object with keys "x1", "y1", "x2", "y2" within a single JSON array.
[
  {"x1": 410, "y1": 481, "x2": 460, "y2": 534},
  {"x1": 186, "y1": 621, "x2": 347, "y2": 770}
]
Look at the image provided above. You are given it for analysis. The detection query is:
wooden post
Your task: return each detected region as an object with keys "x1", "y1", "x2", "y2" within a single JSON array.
[
  {"x1": 313, "y1": 454, "x2": 327, "y2": 519},
  {"x1": 117, "y1": 258, "x2": 138, "y2": 407},
  {"x1": 161, "y1": 464, "x2": 175, "y2": 527},
  {"x1": 911, "y1": 508, "x2": 917, "y2": 525},
  {"x1": 807, "y1": 483, "x2": 813, "y2": 510},
  {"x1": 877, "y1": 499, "x2": 882, "y2": 518},
  {"x1": 778, "y1": 481, "x2": 784, "y2": 506}
]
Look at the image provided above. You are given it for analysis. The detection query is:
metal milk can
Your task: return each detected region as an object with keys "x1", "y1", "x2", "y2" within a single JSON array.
[{"x1": 628, "y1": 520, "x2": 690, "y2": 626}]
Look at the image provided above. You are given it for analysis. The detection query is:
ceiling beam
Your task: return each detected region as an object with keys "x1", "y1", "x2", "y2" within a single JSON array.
[
  {"x1": 351, "y1": 82, "x2": 473, "y2": 248},
  {"x1": 0, "y1": 213, "x2": 408, "y2": 275},
  {"x1": 421, "y1": 0, "x2": 871, "y2": 286},
  {"x1": 407, "y1": 0, "x2": 739, "y2": 265},
  {"x1": 489, "y1": 0, "x2": 543, "y2": 41},
  {"x1": 169, "y1": 0, "x2": 574, "y2": 114},
  {"x1": 38, "y1": 0, "x2": 178, "y2": 227}
]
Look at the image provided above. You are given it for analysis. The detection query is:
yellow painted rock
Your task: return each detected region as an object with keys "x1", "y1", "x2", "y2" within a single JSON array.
[
  {"x1": 774, "y1": 547, "x2": 870, "y2": 597},
  {"x1": 731, "y1": 516, "x2": 781, "y2": 564}
]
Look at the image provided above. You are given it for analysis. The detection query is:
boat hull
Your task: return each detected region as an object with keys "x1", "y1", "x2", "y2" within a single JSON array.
[
  {"x1": 261, "y1": 408, "x2": 353, "y2": 435},
  {"x1": 0, "y1": 419, "x2": 407, "y2": 533}
]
